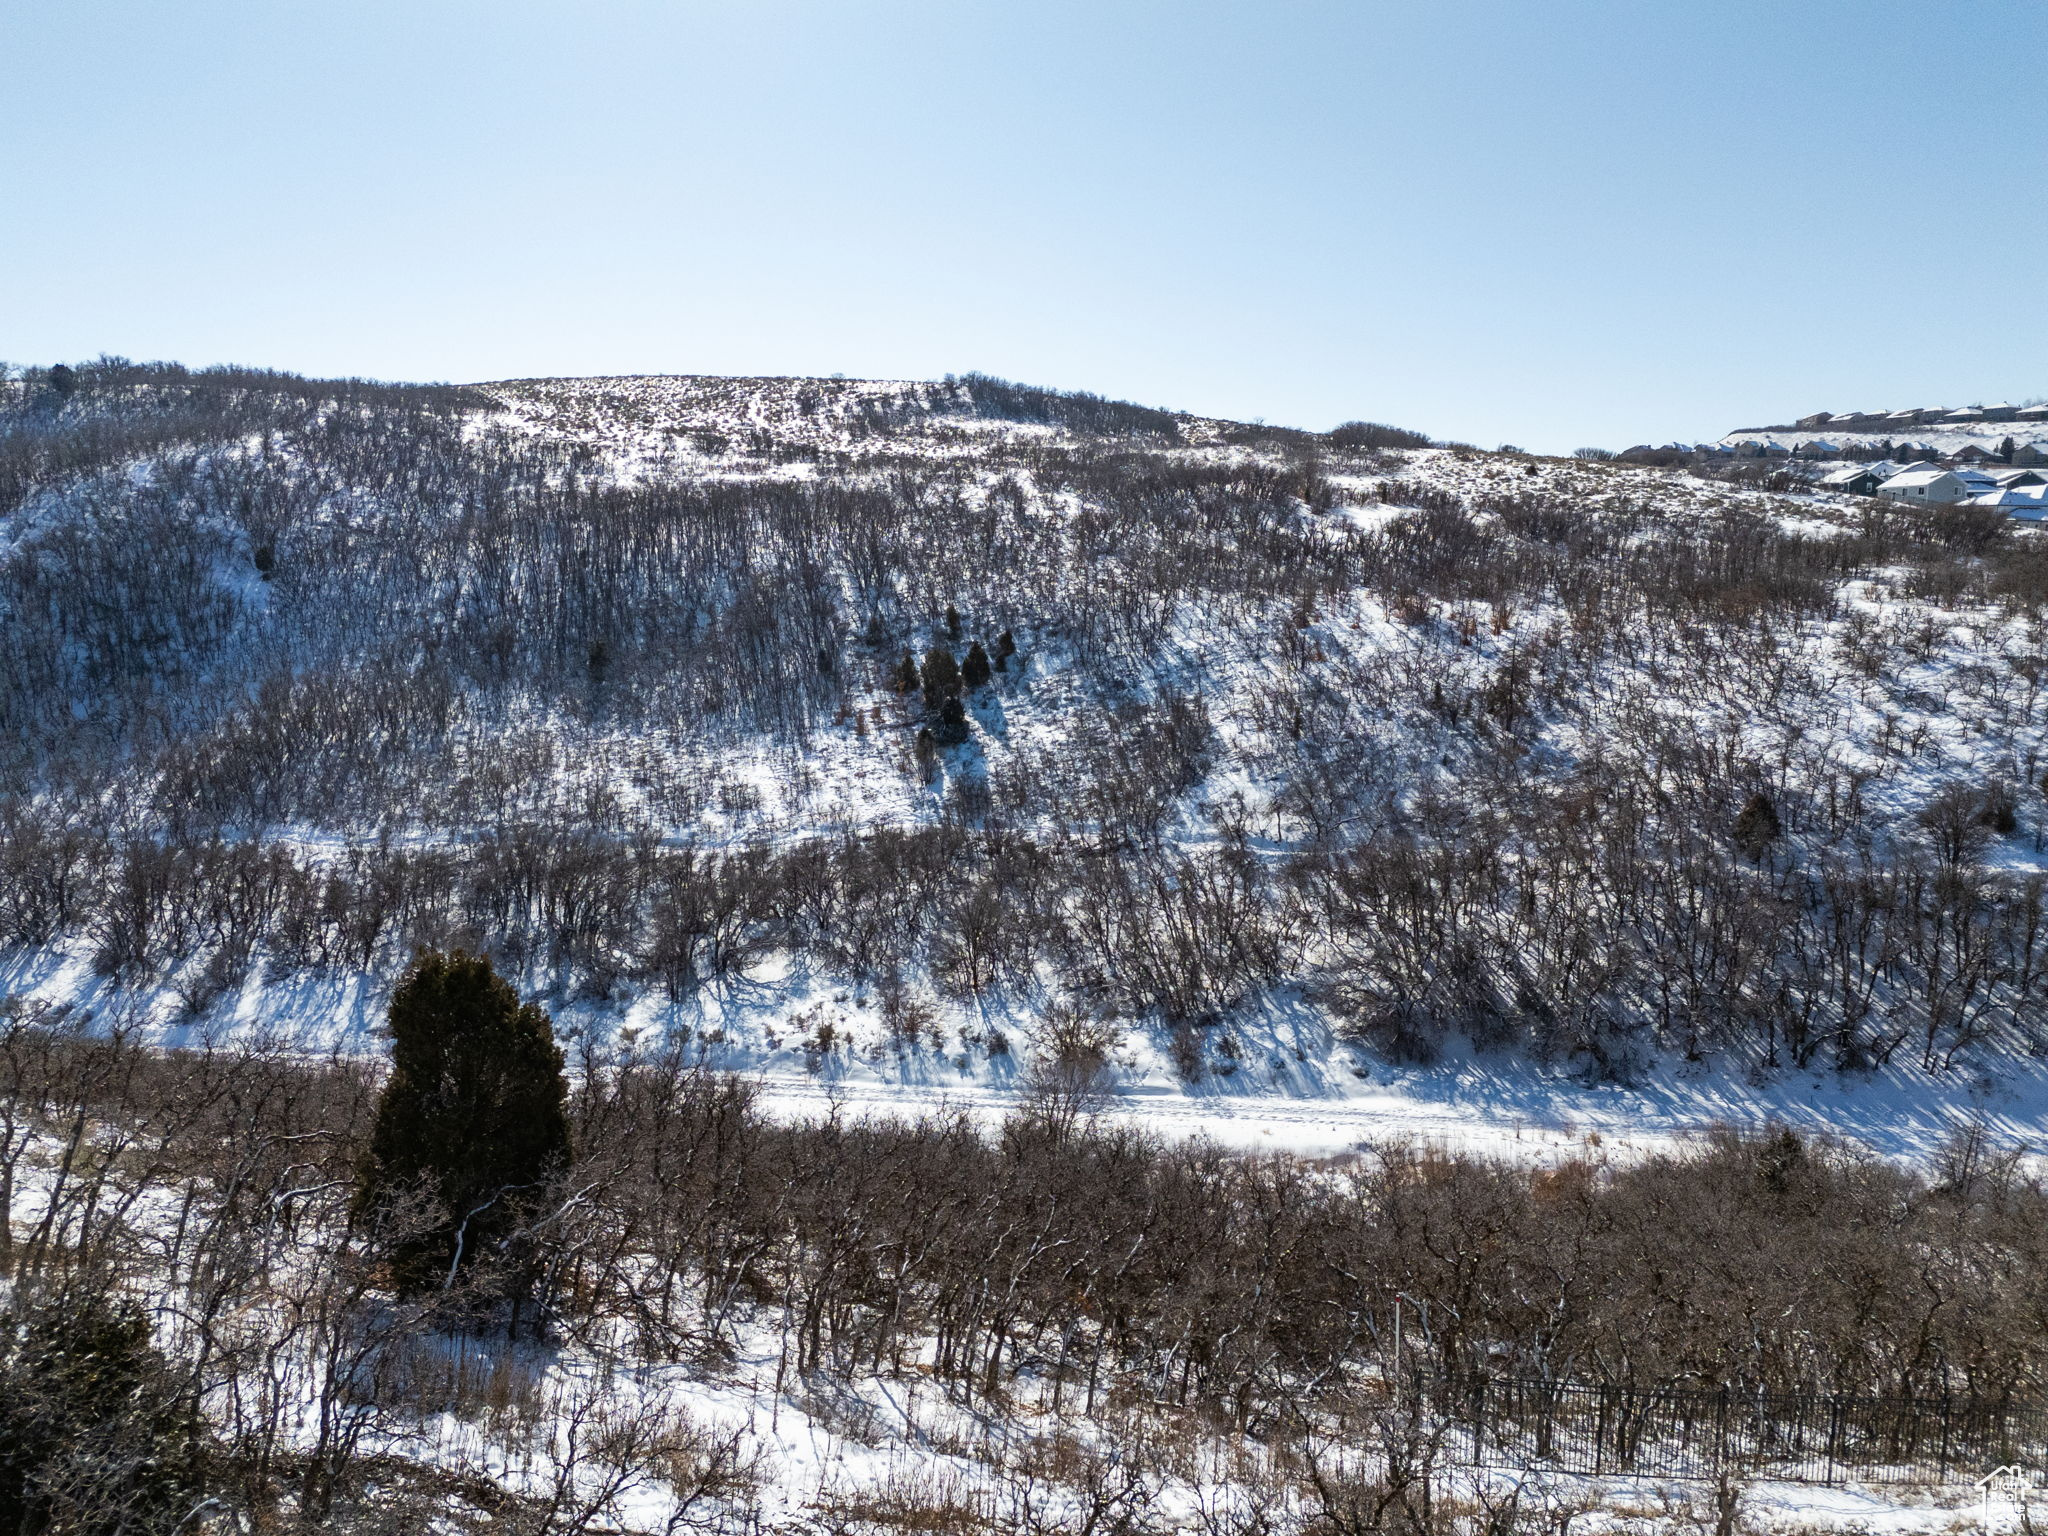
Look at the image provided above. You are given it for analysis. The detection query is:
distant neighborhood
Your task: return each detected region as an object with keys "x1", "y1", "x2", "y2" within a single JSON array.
[
  {"x1": 1615, "y1": 401, "x2": 2048, "y2": 518},
  {"x1": 1788, "y1": 403, "x2": 2048, "y2": 431}
]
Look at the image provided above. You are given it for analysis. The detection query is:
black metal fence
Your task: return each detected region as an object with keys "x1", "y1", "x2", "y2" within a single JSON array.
[{"x1": 1447, "y1": 1376, "x2": 2048, "y2": 1485}]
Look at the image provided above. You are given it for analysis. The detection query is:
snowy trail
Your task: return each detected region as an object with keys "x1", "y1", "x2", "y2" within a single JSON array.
[{"x1": 743, "y1": 1051, "x2": 2048, "y2": 1167}]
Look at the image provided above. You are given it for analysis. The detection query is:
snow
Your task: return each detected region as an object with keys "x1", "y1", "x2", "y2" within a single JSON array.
[{"x1": 12, "y1": 377, "x2": 2048, "y2": 1189}]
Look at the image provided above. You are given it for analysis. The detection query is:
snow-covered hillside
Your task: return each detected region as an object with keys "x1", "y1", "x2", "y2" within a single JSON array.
[
  {"x1": 14, "y1": 363, "x2": 2048, "y2": 1535},
  {"x1": 4, "y1": 362, "x2": 2048, "y2": 1165}
]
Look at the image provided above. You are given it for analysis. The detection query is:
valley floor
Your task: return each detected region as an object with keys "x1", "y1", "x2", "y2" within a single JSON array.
[{"x1": 10, "y1": 937, "x2": 2044, "y2": 1174}]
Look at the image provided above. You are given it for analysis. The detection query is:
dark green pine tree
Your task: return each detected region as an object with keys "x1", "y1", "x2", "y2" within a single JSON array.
[
  {"x1": 920, "y1": 647, "x2": 962, "y2": 710},
  {"x1": 931, "y1": 693, "x2": 971, "y2": 747},
  {"x1": 0, "y1": 1288, "x2": 201, "y2": 1536},
  {"x1": 891, "y1": 650, "x2": 921, "y2": 693},
  {"x1": 359, "y1": 951, "x2": 571, "y2": 1292},
  {"x1": 962, "y1": 641, "x2": 992, "y2": 690},
  {"x1": 1732, "y1": 792, "x2": 1781, "y2": 859}
]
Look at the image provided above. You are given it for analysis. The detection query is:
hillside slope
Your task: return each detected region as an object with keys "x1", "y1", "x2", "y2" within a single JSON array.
[{"x1": 4, "y1": 362, "x2": 2047, "y2": 1155}]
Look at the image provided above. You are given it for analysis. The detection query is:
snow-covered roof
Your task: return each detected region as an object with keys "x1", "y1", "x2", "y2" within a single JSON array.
[
  {"x1": 1879, "y1": 469, "x2": 1959, "y2": 490},
  {"x1": 1819, "y1": 464, "x2": 1877, "y2": 485},
  {"x1": 1967, "y1": 487, "x2": 2048, "y2": 510}
]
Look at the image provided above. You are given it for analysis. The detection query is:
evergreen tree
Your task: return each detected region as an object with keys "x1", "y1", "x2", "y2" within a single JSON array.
[
  {"x1": 0, "y1": 1287, "x2": 201, "y2": 1535},
  {"x1": 359, "y1": 951, "x2": 571, "y2": 1292},
  {"x1": 1732, "y1": 792, "x2": 1781, "y2": 858},
  {"x1": 931, "y1": 694, "x2": 971, "y2": 747},
  {"x1": 944, "y1": 604, "x2": 963, "y2": 641},
  {"x1": 2000, "y1": 435, "x2": 2017, "y2": 463},
  {"x1": 962, "y1": 641, "x2": 991, "y2": 690},
  {"x1": 920, "y1": 647, "x2": 962, "y2": 710},
  {"x1": 45, "y1": 363, "x2": 76, "y2": 398},
  {"x1": 994, "y1": 630, "x2": 1017, "y2": 671},
  {"x1": 891, "y1": 650, "x2": 921, "y2": 693}
]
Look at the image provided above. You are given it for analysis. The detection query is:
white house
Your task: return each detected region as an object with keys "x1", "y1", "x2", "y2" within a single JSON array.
[{"x1": 1878, "y1": 468, "x2": 1970, "y2": 504}]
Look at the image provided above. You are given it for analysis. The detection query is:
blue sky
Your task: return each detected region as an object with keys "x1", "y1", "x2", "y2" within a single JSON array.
[{"x1": 4, "y1": 0, "x2": 2043, "y2": 451}]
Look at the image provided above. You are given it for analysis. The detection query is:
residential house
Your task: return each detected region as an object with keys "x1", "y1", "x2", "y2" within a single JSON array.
[
  {"x1": 1877, "y1": 468, "x2": 1970, "y2": 504},
  {"x1": 1819, "y1": 465, "x2": 1885, "y2": 495},
  {"x1": 1968, "y1": 485, "x2": 2048, "y2": 521}
]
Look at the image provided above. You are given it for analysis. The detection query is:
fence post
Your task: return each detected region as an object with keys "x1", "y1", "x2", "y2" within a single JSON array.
[
  {"x1": 1825, "y1": 1393, "x2": 1845, "y2": 1484},
  {"x1": 1716, "y1": 1387, "x2": 1731, "y2": 1474}
]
